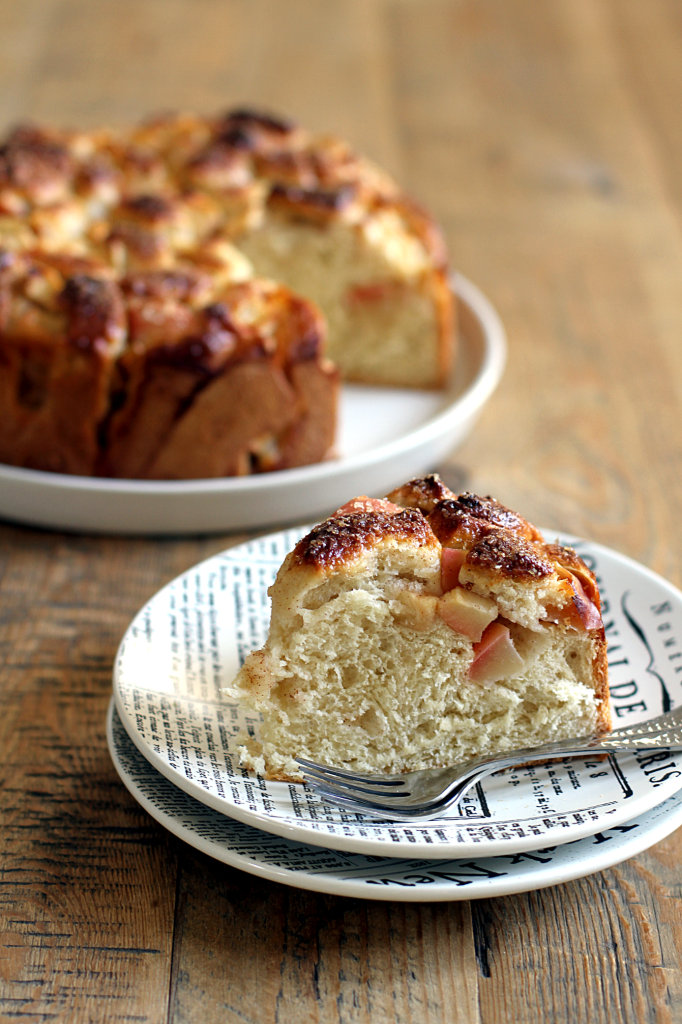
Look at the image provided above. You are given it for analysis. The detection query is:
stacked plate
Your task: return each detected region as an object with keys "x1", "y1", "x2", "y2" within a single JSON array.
[{"x1": 109, "y1": 526, "x2": 682, "y2": 901}]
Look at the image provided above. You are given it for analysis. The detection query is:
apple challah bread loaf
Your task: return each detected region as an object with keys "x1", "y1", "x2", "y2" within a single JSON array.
[{"x1": 0, "y1": 110, "x2": 454, "y2": 477}]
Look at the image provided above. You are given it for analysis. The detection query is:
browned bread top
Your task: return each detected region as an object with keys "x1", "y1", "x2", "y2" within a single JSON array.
[
  {"x1": 429, "y1": 493, "x2": 545, "y2": 544},
  {"x1": 385, "y1": 473, "x2": 455, "y2": 513},
  {"x1": 293, "y1": 501, "x2": 437, "y2": 570},
  {"x1": 293, "y1": 477, "x2": 604, "y2": 629},
  {"x1": 0, "y1": 247, "x2": 324, "y2": 373},
  {"x1": 0, "y1": 124, "x2": 76, "y2": 206},
  {"x1": 0, "y1": 109, "x2": 450, "y2": 370},
  {"x1": 120, "y1": 273, "x2": 325, "y2": 368},
  {"x1": 0, "y1": 249, "x2": 125, "y2": 356},
  {"x1": 388, "y1": 476, "x2": 601, "y2": 616},
  {"x1": 0, "y1": 109, "x2": 448, "y2": 266},
  {"x1": 102, "y1": 276, "x2": 332, "y2": 479},
  {"x1": 0, "y1": 244, "x2": 334, "y2": 478}
]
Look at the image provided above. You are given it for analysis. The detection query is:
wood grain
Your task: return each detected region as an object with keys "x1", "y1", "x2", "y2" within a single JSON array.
[
  {"x1": 164, "y1": 851, "x2": 479, "y2": 1024},
  {"x1": 1, "y1": 0, "x2": 682, "y2": 1020},
  {"x1": 0, "y1": 526, "x2": 235, "y2": 1022}
]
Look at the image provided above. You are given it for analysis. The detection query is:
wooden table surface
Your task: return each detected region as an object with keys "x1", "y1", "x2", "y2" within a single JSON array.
[{"x1": 2, "y1": 0, "x2": 682, "y2": 1020}]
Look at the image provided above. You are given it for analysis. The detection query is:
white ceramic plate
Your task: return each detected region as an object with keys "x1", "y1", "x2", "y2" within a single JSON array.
[
  {"x1": 113, "y1": 527, "x2": 682, "y2": 859},
  {"x1": 108, "y1": 701, "x2": 682, "y2": 901},
  {"x1": 0, "y1": 273, "x2": 505, "y2": 536}
]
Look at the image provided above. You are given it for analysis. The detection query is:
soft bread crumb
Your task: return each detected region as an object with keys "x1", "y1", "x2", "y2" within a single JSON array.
[
  {"x1": 229, "y1": 587, "x2": 603, "y2": 778},
  {"x1": 237, "y1": 741, "x2": 266, "y2": 777},
  {"x1": 238, "y1": 214, "x2": 451, "y2": 388}
]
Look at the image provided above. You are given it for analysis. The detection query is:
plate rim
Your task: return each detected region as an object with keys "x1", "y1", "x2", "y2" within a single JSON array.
[
  {"x1": 112, "y1": 530, "x2": 682, "y2": 859},
  {"x1": 0, "y1": 272, "x2": 505, "y2": 497},
  {"x1": 107, "y1": 700, "x2": 682, "y2": 902}
]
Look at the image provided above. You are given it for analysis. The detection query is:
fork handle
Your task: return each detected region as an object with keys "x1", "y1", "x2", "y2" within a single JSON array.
[
  {"x1": 461, "y1": 732, "x2": 682, "y2": 776},
  {"x1": 411, "y1": 736, "x2": 682, "y2": 819},
  {"x1": 412, "y1": 733, "x2": 682, "y2": 816},
  {"x1": 483, "y1": 718, "x2": 682, "y2": 765},
  {"x1": 453, "y1": 706, "x2": 682, "y2": 775},
  {"x1": 607, "y1": 704, "x2": 682, "y2": 740}
]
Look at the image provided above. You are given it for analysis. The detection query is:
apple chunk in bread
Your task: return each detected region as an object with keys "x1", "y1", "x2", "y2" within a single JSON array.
[
  {"x1": 469, "y1": 622, "x2": 525, "y2": 685},
  {"x1": 226, "y1": 476, "x2": 611, "y2": 781},
  {"x1": 441, "y1": 547, "x2": 466, "y2": 592},
  {"x1": 438, "y1": 587, "x2": 497, "y2": 641}
]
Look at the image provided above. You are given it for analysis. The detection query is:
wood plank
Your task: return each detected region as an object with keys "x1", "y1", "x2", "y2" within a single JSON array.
[
  {"x1": 0, "y1": 0, "x2": 56, "y2": 129},
  {"x1": 228, "y1": 0, "x2": 404, "y2": 175},
  {"x1": 606, "y1": 0, "x2": 682, "y2": 224},
  {"x1": 165, "y1": 850, "x2": 479, "y2": 1024},
  {"x1": 469, "y1": 828, "x2": 682, "y2": 1023},
  {"x1": 0, "y1": 524, "x2": 238, "y2": 1022},
  {"x1": 11, "y1": 0, "x2": 246, "y2": 126}
]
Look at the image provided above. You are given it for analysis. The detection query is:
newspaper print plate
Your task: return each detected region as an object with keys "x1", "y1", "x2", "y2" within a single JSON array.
[
  {"x1": 113, "y1": 528, "x2": 682, "y2": 859},
  {"x1": 108, "y1": 700, "x2": 682, "y2": 901}
]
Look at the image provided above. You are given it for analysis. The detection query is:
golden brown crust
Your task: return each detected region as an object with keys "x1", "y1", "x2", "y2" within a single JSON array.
[
  {"x1": 292, "y1": 478, "x2": 605, "y2": 642},
  {"x1": 386, "y1": 473, "x2": 456, "y2": 513},
  {"x1": 0, "y1": 252, "x2": 125, "y2": 474},
  {"x1": 299, "y1": 478, "x2": 605, "y2": 638},
  {"x1": 420, "y1": 484, "x2": 604, "y2": 634},
  {"x1": 463, "y1": 531, "x2": 555, "y2": 582},
  {"x1": 267, "y1": 182, "x2": 358, "y2": 224},
  {"x1": 60, "y1": 274, "x2": 126, "y2": 353},
  {"x1": 277, "y1": 359, "x2": 340, "y2": 470},
  {"x1": 430, "y1": 491, "x2": 545, "y2": 544},
  {"x1": 0, "y1": 125, "x2": 74, "y2": 205},
  {"x1": 430, "y1": 267, "x2": 457, "y2": 386},
  {"x1": 144, "y1": 361, "x2": 298, "y2": 479},
  {"x1": 544, "y1": 543, "x2": 602, "y2": 610},
  {"x1": 412, "y1": 482, "x2": 605, "y2": 607},
  {"x1": 104, "y1": 279, "x2": 334, "y2": 478},
  {"x1": 215, "y1": 108, "x2": 299, "y2": 146},
  {"x1": 294, "y1": 507, "x2": 438, "y2": 570}
]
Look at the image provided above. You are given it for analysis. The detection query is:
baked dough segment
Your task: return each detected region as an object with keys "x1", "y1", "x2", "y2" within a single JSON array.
[
  {"x1": 104, "y1": 277, "x2": 338, "y2": 478},
  {"x1": 0, "y1": 251, "x2": 125, "y2": 474},
  {"x1": 227, "y1": 476, "x2": 610, "y2": 781}
]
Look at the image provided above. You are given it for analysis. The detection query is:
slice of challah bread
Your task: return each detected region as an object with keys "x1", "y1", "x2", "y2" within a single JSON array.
[{"x1": 226, "y1": 476, "x2": 611, "y2": 781}]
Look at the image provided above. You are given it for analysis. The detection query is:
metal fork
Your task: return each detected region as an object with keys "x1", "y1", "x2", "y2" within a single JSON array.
[{"x1": 296, "y1": 704, "x2": 682, "y2": 820}]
